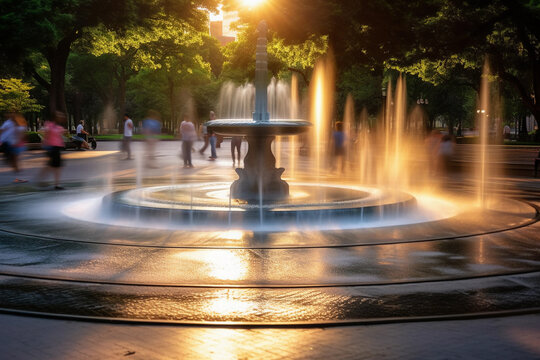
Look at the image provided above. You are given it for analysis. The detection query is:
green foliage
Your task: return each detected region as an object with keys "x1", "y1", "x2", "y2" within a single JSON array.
[
  {"x1": 268, "y1": 35, "x2": 328, "y2": 72},
  {"x1": 25, "y1": 131, "x2": 42, "y2": 143},
  {"x1": 221, "y1": 25, "x2": 328, "y2": 84},
  {"x1": 0, "y1": 78, "x2": 44, "y2": 113},
  {"x1": 0, "y1": 0, "x2": 219, "y2": 118},
  {"x1": 221, "y1": 26, "x2": 257, "y2": 82},
  {"x1": 200, "y1": 35, "x2": 225, "y2": 77},
  {"x1": 126, "y1": 69, "x2": 170, "y2": 122},
  {"x1": 337, "y1": 66, "x2": 382, "y2": 116}
]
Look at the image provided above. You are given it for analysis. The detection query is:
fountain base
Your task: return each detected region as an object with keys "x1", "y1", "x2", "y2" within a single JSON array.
[
  {"x1": 206, "y1": 118, "x2": 311, "y2": 203},
  {"x1": 100, "y1": 183, "x2": 418, "y2": 230},
  {"x1": 231, "y1": 135, "x2": 288, "y2": 202}
]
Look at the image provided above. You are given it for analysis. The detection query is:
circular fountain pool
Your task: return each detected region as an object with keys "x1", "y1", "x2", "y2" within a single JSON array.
[{"x1": 97, "y1": 183, "x2": 419, "y2": 230}]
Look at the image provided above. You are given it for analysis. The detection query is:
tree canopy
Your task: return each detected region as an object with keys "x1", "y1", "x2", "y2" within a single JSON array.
[
  {"x1": 0, "y1": 0, "x2": 537, "y2": 139},
  {"x1": 0, "y1": 0, "x2": 218, "y2": 117},
  {"x1": 0, "y1": 78, "x2": 44, "y2": 113}
]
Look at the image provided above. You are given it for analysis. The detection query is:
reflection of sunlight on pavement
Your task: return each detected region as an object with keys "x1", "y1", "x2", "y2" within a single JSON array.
[
  {"x1": 63, "y1": 151, "x2": 119, "y2": 159},
  {"x1": 218, "y1": 230, "x2": 244, "y2": 241},
  {"x1": 206, "y1": 289, "x2": 255, "y2": 317},
  {"x1": 174, "y1": 250, "x2": 248, "y2": 281},
  {"x1": 188, "y1": 324, "x2": 309, "y2": 359}
]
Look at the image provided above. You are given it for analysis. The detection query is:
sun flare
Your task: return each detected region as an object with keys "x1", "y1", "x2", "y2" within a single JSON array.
[{"x1": 241, "y1": 0, "x2": 265, "y2": 8}]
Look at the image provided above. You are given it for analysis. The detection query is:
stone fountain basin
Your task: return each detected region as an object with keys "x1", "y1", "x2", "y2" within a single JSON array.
[
  {"x1": 101, "y1": 183, "x2": 416, "y2": 228},
  {"x1": 206, "y1": 119, "x2": 311, "y2": 136}
]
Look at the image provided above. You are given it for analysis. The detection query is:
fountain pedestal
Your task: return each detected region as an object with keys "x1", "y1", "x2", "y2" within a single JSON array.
[{"x1": 232, "y1": 135, "x2": 287, "y2": 202}]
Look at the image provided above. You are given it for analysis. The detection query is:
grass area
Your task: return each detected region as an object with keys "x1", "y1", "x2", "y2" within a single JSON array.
[{"x1": 26, "y1": 132, "x2": 177, "y2": 142}]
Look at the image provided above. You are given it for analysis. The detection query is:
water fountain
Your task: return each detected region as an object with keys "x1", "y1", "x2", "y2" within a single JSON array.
[
  {"x1": 206, "y1": 21, "x2": 310, "y2": 202},
  {"x1": 0, "y1": 27, "x2": 538, "y2": 326}
]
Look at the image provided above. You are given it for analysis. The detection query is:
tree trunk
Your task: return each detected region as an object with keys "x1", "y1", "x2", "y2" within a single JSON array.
[
  {"x1": 45, "y1": 33, "x2": 78, "y2": 120},
  {"x1": 519, "y1": 115, "x2": 528, "y2": 141},
  {"x1": 116, "y1": 65, "x2": 128, "y2": 133},
  {"x1": 447, "y1": 118, "x2": 454, "y2": 136},
  {"x1": 74, "y1": 91, "x2": 83, "y2": 124},
  {"x1": 168, "y1": 76, "x2": 175, "y2": 134}
]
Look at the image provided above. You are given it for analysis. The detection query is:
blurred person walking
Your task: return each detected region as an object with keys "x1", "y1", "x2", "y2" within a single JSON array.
[
  {"x1": 122, "y1": 114, "x2": 134, "y2": 160},
  {"x1": 438, "y1": 134, "x2": 455, "y2": 177},
  {"x1": 142, "y1": 111, "x2": 162, "y2": 168},
  {"x1": 0, "y1": 113, "x2": 28, "y2": 183},
  {"x1": 208, "y1": 130, "x2": 217, "y2": 161},
  {"x1": 331, "y1": 121, "x2": 346, "y2": 173},
  {"x1": 231, "y1": 136, "x2": 242, "y2": 166},
  {"x1": 179, "y1": 114, "x2": 197, "y2": 168},
  {"x1": 36, "y1": 111, "x2": 67, "y2": 190},
  {"x1": 199, "y1": 111, "x2": 215, "y2": 155}
]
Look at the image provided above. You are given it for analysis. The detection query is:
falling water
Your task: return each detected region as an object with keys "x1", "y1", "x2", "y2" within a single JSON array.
[
  {"x1": 342, "y1": 94, "x2": 355, "y2": 173},
  {"x1": 258, "y1": 175, "x2": 263, "y2": 226},
  {"x1": 228, "y1": 189, "x2": 232, "y2": 226},
  {"x1": 217, "y1": 79, "x2": 291, "y2": 119},
  {"x1": 478, "y1": 61, "x2": 490, "y2": 206},
  {"x1": 335, "y1": 74, "x2": 430, "y2": 191},
  {"x1": 217, "y1": 82, "x2": 256, "y2": 119},
  {"x1": 269, "y1": 78, "x2": 293, "y2": 167},
  {"x1": 189, "y1": 184, "x2": 194, "y2": 225},
  {"x1": 309, "y1": 56, "x2": 334, "y2": 185},
  {"x1": 382, "y1": 82, "x2": 393, "y2": 186},
  {"x1": 289, "y1": 73, "x2": 300, "y2": 178},
  {"x1": 391, "y1": 76, "x2": 407, "y2": 188},
  {"x1": 356, "y1": 107, "x2": 372, "y2": 184},
  {"x1": 267, "y1": 78, "x2": 292, "y2": 118}
]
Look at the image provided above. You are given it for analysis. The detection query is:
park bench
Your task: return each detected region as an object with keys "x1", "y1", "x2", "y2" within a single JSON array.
[{"x1": 534, "y1": 151, "x2": 540, "y2": 177}]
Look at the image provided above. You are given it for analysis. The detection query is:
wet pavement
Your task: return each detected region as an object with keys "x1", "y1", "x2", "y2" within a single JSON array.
[{"x1": 0, "y1": 141, "x2": 540, "y2": 357}]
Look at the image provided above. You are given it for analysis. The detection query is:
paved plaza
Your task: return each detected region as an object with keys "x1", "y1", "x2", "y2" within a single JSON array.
[
  {"x1": 0, "y1": 140, "x2": 539, "y2": 359},
  {"x1": 1, "y1": 313, "x2": 540, "y2": 359}
]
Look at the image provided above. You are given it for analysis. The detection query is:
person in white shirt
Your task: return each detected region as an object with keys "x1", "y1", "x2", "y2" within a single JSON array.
[
  {"x1": 123, "y1": 114, "x2": 134, "y2": 160},
  {"x1": 74, "y1": 120, "x2": 90, "y2": 149}
]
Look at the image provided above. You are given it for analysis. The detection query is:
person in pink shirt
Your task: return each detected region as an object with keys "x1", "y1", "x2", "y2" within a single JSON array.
[{"x1": 37, "y1": 111, "x2": 67, "y2": 190}]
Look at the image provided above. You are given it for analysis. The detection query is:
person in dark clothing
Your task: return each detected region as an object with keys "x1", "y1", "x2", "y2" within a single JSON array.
[
  {"x1": 231, "y1": 136, "x2": 242, "y2": 166},
  {"x1": 332, "y1": 121, "x2": 346, "y2": 173}
]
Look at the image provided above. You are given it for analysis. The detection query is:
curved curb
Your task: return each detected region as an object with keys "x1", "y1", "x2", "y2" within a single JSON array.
[
  {"x1": 1, "y1": 307, "x2": 539, "y2": 328},
  {"x1": 0, "y1": 200, "x2": 538, "y2": 250},
  {"x1": 1, "y1": 269, "x2": 540, "y2": 289}
]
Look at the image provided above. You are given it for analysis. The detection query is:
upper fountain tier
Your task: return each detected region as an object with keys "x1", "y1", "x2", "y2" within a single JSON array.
[{"x1": 207, "y1": 21, "x2": 310, "y2": 137}]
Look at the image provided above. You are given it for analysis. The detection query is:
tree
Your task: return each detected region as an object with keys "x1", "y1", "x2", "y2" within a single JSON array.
[
  {"x1": 0, "y1": 78, "x2": 44, "y2": 113},
  {"x1": 229, "y1": 0, "x2": 539, "y2": 140},
  {"x1": 384, "y1": 0, "x2": 540, "y2": 139},
  {"x1": 0, "y1": 0, "x2": 218, "y2": 118},
  {"x1": 221, "y1": 24, "x2": 327, "y2": 85},
  {"x1": 268, "y1": 35, "x2": 328, "y2": 85}
]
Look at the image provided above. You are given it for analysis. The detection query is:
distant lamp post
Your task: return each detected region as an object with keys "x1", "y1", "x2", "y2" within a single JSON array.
[
  {"x1": 417, "y1": 96, "x2": 428, "y2": 105},
  {"x1": 416, "y1": 95, "x2": 429, "y2": 129}
]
